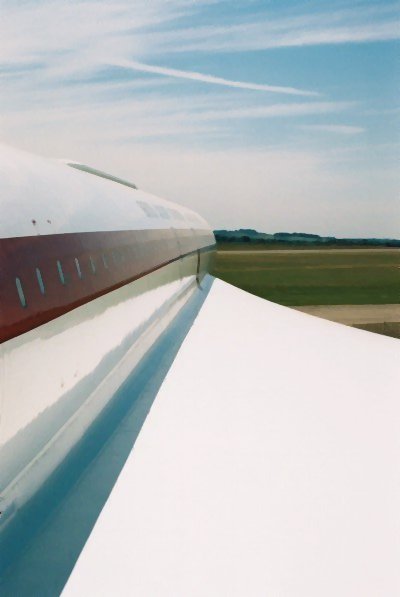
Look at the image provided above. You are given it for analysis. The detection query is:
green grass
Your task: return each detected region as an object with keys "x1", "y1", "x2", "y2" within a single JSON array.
[{"x1": 211, "y1": 247, "x2": 400, "y2": 305}]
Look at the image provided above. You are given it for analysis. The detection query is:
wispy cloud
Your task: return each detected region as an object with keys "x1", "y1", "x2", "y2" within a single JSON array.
[
  {"x1": 151, "y1": 4, "x2": 400, "y2": 53},
  {"x1": 0, "y1": 0, "x2": 322, "y2": 97},
  {"x1": 0, "y1": 74, "x2": 350, "y2": 145},
  {"x1": 112, "y1": 60, "x2": 319, "y2": 97},
  {"x1": 298, "y1": 124, "x2": 365, "y2": 135},
  {"x1": 195, "y1": 102, "x2": 352, "y2": 121},
  {"x1": 0, "y1": 1, "x2": 214, "y2": 72}
]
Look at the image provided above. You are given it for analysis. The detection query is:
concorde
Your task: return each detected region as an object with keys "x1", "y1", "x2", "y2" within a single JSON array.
[{"x1": 0, "y1": 145, "x2": 399, "y2": 596}]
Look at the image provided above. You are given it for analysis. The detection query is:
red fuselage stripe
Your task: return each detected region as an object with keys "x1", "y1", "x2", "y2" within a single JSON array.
[{"x1": 0, "y1": 229, "x2": 215, "y2": 344}]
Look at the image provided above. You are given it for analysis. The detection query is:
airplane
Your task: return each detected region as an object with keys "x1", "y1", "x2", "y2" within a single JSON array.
[{"x1": 0, "y1": 144, "x2": 399, "y2": 596}]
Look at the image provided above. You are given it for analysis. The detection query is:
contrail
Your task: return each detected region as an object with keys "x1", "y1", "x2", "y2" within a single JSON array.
[{"x1": 112, "y1": 59, "x2": 320, "y2": 97}]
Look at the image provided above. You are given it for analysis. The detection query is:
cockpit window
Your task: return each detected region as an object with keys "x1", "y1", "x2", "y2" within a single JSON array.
[
  {"x1": 137, "y1": 200, "x2": 157, "y2": 218},
  {"x1": 155, "y1": 205, "x2": 169, "y2": 219}
]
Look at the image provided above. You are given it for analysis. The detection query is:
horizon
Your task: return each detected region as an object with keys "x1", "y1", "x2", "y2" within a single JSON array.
[
  {"x1": 214, "y1": 227, "x2": 400, "y2": 241},
  {"x1": 1, "y1": 1, "x2": 399, "y2": 237}
]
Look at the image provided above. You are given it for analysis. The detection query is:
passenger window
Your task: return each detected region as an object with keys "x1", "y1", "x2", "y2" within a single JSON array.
[
  {"x1": 36, "y1": 268, "x2": 45, "y2": 294},
  {"x1": 89, "y1": 256, "x2": 96, "y2": 274},
  {"x1": 16, "y1": 277, "x2": 27, "y2": 307},
  {"x1": 57, "y1": 260, "x2": 66, "y2": 285},
  {"x1": 75, "y1": 258, "x2": 83, "y2": 279}
]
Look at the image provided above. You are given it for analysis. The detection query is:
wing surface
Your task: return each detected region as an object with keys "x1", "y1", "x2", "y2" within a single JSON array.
[{"x1": 63, "y1": 278, "x2": 400, "y2": 596}]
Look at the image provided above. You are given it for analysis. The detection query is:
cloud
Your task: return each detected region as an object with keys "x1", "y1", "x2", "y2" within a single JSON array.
[
  {"x1": 0, "y1": 1, "x2": 213, "y2": 72},
  {"x1": 151, "y1": 4, "x2": 400, "y2": 53},
  {"x1": 195, "y1": 102, "x2": 352, "y2": 122},
  {"x1": 112, "y1": 60, "x2": 319, "y2": 97},
  {"x1": 298, "y1": 125, "x2": 365, "y2": 135},
  {"x1": 0, "y1": 0, "x2": 322, "y2": 98},
  {"x1": 0, "y1": 68, "x2": 351, "y2": 145}
]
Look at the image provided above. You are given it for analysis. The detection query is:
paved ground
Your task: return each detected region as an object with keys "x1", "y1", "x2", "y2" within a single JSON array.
[
  {"x1": 293, "y1": 304, "x2": 400, "y2": 324},
  {"x1": 292, "y1": 304, "x2": 400, "y2": 339}
]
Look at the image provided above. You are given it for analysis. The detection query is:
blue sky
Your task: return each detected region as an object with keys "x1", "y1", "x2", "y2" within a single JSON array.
[{"x1": 1, "y1": 0, "x2": 399, "y2": 236}]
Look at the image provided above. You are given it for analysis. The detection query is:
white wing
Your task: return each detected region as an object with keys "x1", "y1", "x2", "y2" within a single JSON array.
[{"x1": 63, "y1": 278, "x2": 400, "y2": 597}]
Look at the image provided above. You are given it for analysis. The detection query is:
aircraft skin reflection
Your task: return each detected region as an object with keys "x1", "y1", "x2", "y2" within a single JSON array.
[{"x1": 0, "y1": 144, "x2": 215, "y2": 530}]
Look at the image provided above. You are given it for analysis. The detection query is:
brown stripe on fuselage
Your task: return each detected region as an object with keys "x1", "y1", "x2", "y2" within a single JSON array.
[{"x1": 0, "y1": 228, "x2": 215, "y2": 344}]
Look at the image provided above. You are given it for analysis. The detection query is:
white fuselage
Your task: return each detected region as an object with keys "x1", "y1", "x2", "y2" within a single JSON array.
[{"x1": 0, "y1": 145, "x2": 215, "y2": 525}]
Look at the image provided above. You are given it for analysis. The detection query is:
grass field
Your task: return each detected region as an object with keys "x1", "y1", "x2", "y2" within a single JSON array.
[{"x1": 211, "y1": 247, "x2": 400, "y2": 306}]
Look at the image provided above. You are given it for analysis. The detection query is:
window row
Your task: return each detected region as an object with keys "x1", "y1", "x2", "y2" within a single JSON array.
[
  {"x1": 14, "y1": 250, "x2": 125, "y2": 308},
  {"x1": 15, "y1": 229, "x2": 206, "y2": 307},
  {"x1": 12, "y1": 234, "x2": 200, "y2": 309}
]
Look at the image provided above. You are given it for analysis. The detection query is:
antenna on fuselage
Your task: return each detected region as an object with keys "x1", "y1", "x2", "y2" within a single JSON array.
[{"x1": 62, "y1": 161, "x2": 138, "y2": 190}]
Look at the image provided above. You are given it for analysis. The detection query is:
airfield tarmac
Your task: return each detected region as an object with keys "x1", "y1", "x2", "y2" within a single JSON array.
[
  {"x1": 293, "y1": 304, "x2": 400, "y2": 338},
  {"x1": 293, "y1": 303, "x2": 400, "y2": 323},
  {"x1": 212, "y1": 247, "x2": 400, "y2": 338}
]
